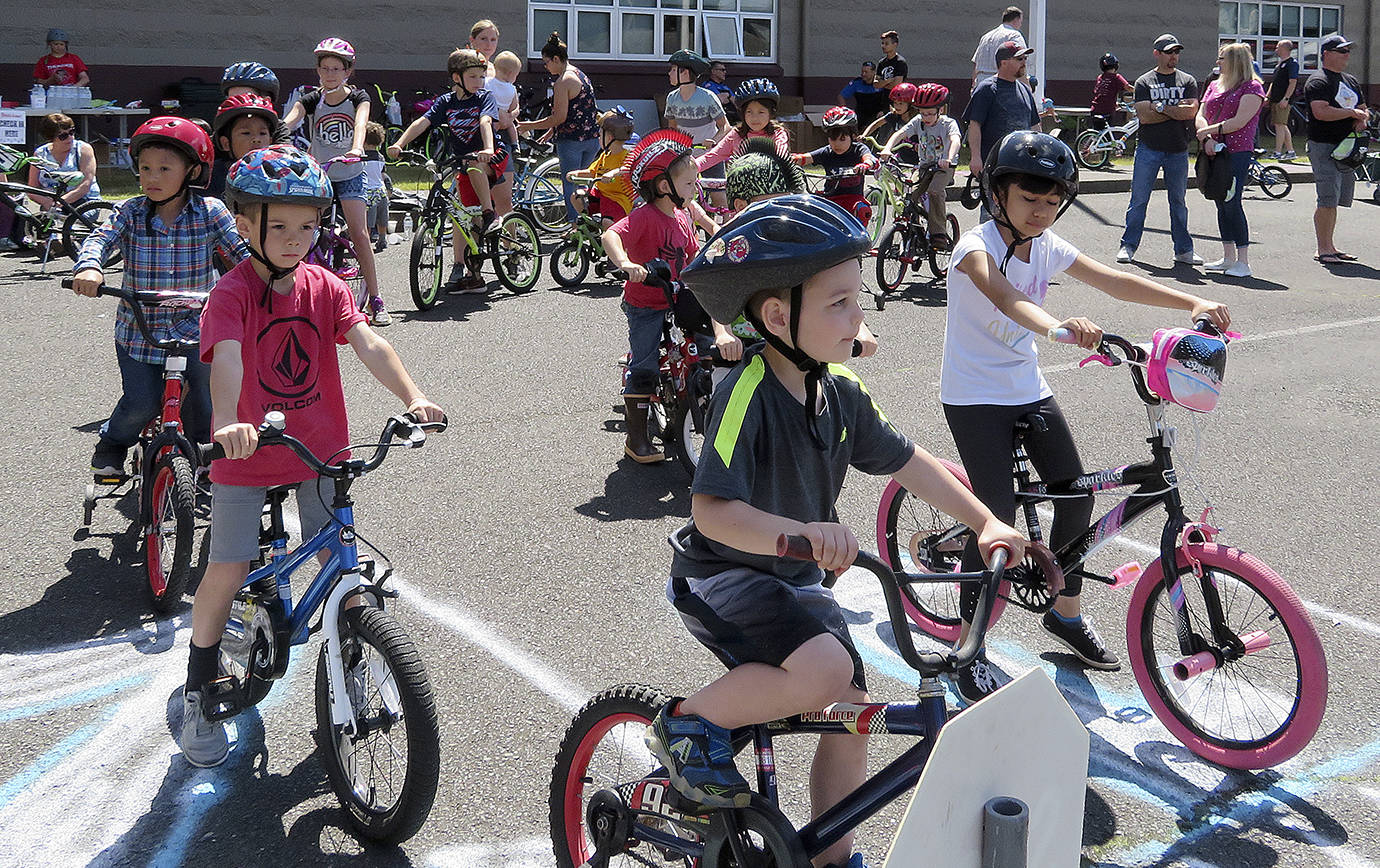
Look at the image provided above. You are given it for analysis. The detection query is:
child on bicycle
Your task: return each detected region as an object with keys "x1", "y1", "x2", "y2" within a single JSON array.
[
  {"x1": 362, "y1": 122, "x2": 391, "y2": 251},
  {"x1": 570, "y1": 109, "x2": 636, "y2": 228},
  {"x1": 281, "y1": 39, "x2": 389, "y2": 326},
  {"x1": 180, "y1": 145, "x2": 444, "y2": 768},
  {"x1": 601, "y1": 129, "x2": 720, "y2": 464},
  {"x1": 70, "y1": 117, "x2": 248, "y2": 476},
  {"x1": 878, "y1": 83, "x2": 962, "y2": 247},
  {"x1": 209, "y1": 93, "x2": 279, "y2": 198},
  {"x1": 694, "y1": 79, "x2": 792, "y2": 174},
  {"x1": 941, "y1": 131, "x2": 1231, "y2": 703},
  {"x1": 792, "y1": 106, "x2": 878, "y2": 225},
  {"x1": 862, "y1": 83, "x2": 919, "y2": 163},
  {"x1": 387, "y1": 48, "x2": 506, "y2": 294},
  {"x1": 650, "y1": 195, "x2": 1026, "y2": 868}
]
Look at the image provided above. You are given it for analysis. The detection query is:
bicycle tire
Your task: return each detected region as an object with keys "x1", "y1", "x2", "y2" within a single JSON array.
[
  {"x1": 864, "y1": 184, "x2": 888, "y2": 243},
  {"x1": 383, "y1": 126, "x2": 406, "y2": 163},
  {"x1": 549, "y1": 238, "x2": 591, "y2": 287},
  {"x1": 1125, "y1": 543, "x2": 1326, "y2": 769},
  {"x1": 1257, "y1": 165, "x2": 1292, "y2": 199},
  {"x1": 929, "y1": 213, "x2": 961, "y2": 279},
  {"x1": 63, "y1": 200, "x2": 121, "y2": 266},
  {"x1": 1075, "y1": 129, "x2": 1112, "y2": 170},
  {"x1": 700, "y1": 798, "x2": 810, "y2": 868},
  {"x1": 491, "y1": 210, "x2": 543, "y2": 293},
  {"x1": 671, "y1": 369, "x2": 712, "y2": 477},
  {"x1": 315, "y1": 606, "x2": 440, "y2": 843},
  {"x1": 876, "y1": 464, "x2": 1010, "y2": 642},
  {"x1": 874, "y1": 224, "x2": 909, "y2": 293},
  {"x1": 146, "y1": 452, "x2": 195, "y2": 612},
  {"x1": 522, "y1": 173, "x2": 568, "y2": 235},
  {"x1": 409, "y1": 214, "x2": 444, "y2": 310},
  {"x1": 550, "y1": 683, "x2": 673, "y2": 868}
]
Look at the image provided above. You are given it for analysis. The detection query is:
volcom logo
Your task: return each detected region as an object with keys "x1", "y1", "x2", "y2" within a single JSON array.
[
  {"x1": 258, "y1": 316, "x2": 321, "y2": 400},
  {"x1": 273, "y1": 330, "x2": 311, "y2": 388}
]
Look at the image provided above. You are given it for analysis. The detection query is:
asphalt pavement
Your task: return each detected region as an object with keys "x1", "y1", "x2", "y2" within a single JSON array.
[{"x1": 0, "y1": 179, "x2": 1378, "y2": 868}]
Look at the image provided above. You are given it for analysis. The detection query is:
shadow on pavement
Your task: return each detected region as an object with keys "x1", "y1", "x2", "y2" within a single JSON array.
[
  {"x1": 574, "y1": 451, "x2": 691, "y2": 522},
  {"x1": 1318, "y1": 260, "x2": 1380, "y2": 280}
]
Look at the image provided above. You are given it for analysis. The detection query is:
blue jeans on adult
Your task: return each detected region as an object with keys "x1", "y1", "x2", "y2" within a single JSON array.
[
  {"x1": 556, "y1": 136, "x2": 601, "y2": 221},
  {"x1": 1120, "y1": 146, "x2": 1194, "y2": 256},
  {"x1": 99, "y1": 343, "x2": 212, "y2": 449},
  {"x1": 1215, "y1": 150, "x2": 1253, "y2": 247}
]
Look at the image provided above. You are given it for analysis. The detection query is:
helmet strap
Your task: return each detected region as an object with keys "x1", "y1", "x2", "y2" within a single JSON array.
[
  {"x1": 745, "y1": 284, "x2": 829, "y2": 449},
  {"x1": 248, "y1": 202, "x2": 300, "y2": 309}
]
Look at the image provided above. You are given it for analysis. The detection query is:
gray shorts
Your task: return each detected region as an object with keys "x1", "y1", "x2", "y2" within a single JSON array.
[
  {"x1": 208, "y1": 478, "x2": 335, "y2": 564},
  {"x1": 1308, "y1": 139, "x2": 1355, "y2": 208},
  {"x1": 666, "y1": 567, "x2": 867, "y2": 690}
]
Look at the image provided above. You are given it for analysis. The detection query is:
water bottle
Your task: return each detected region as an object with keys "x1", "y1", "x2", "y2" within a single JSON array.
[
  {"x1": 30, "y1": 85, "x2": 46, "y2": 108},
  {"x1": 386, "y1": 94, "x2": 402, "y2": 126},
  {"x1": 402, "y1": 213, "x2": 413, "y2": 238}
]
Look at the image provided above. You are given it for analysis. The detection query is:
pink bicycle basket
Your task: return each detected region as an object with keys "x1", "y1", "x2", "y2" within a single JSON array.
[{"x1": 1146, "y1": 328, "x2": 1227, "y2": 413}]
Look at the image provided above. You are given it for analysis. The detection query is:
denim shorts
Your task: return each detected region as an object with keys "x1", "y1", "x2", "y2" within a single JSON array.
[
  {"x1": 208, "y1": 478, "x2": 334, "y2": 564},
  {"x1": 332, "y1": 172, "x2": 367, "y2": 203}
]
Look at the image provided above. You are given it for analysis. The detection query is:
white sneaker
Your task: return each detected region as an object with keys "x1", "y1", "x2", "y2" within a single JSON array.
[
  {"x1": 1203, "y1": 258, "x2": 1233, "y2": 272},
  {"x1": 1116, "y1": 246, "x2": 1134, "y2": 263},
  {"x1": 1174, "y1": 251, "x2": 1204, "y2": 265},
  {"x1": 1224, "y1": 261, "x2": 1252, "y2": 277}
]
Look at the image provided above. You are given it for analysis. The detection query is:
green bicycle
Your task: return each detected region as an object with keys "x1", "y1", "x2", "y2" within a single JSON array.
[
  {"x1": 548, "y1": 171, "x2": 623, "y2": 287},
  {"x1": 0, "y1": 142, "x2": 120, "y2": 271},
  {"x1": 408, "y1": 158, "x2": 543, "y2": 310}
]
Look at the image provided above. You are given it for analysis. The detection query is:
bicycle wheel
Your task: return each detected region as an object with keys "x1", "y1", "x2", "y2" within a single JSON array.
[
  {"x1": 864, "y1": 185, "x2": 888, "y2": 243},
  {"x1": 671, "y1": 369, "x2": 712, "y2": 477},
  {"x1": 409, "y1": 214, "x2": 444, "y2": 310},
  {"x1": 549, "y1": 238, "x2": 591, "y2": 287},
  {"x1": 876, "y1": 464, "x2": 1009, "y2": 642},
  {"x1": 550, "y1": 683, "x2": 673, "y2": 868},
  {"x1": 315, "y1": 605, "x2": 440, "y2": 843},
  {"x1": 874, "y1": 224, "x2": 909, "y2": 293},
  {"x1": 383, "y1": 126, "x2": 406, "y2": 163},
  {"x1": 491, "y1": 210, "x2": 543, "y2": 293},
  {"x1": 522, "y1": 173, "x2": 568, "y2": 235},
  {"x1": 929, "y1": 213, "x2": 961, "y2": 279},
  {"x1": 63, "y1": 200, "x2": 121, "y2": 266},
  {"x1": 145, "y1": 452, "x2": 195, "y2": 612},
  {"x1": 1126, "y1": 543, "x2": 1327, "y2": 770},
  {"x1": 1075, "y1": 130, "x2": 1112, "y2": 170},
  {"x1": 699, "y1": 799, "x2": 809, "y2": 868},
  {"x1": 1257, "y1": 165, "x2": 1292, "y2": 199}
]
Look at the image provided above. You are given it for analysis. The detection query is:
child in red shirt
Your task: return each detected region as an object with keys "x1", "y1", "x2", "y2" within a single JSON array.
[
  {"x1": 33, "y1": 29, "x2": 89, "y2": 86},
  {"x1": 180, "y1": 145, "x2": 443, "y2": 768}
]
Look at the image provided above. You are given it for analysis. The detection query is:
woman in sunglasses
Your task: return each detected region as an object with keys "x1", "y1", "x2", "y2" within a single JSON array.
[{"x1": 27, "y1": 112, "x2": 101, "y2": 211}]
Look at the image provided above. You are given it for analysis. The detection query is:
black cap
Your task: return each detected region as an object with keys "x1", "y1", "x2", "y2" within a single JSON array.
[{"x1": 1321, "y1": 34, "x2": 1353, "y2": 53}]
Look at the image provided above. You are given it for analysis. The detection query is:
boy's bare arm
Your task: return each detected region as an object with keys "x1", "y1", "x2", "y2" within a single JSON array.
[
  {"x1": 889, "y1": 447, "x2": 1027, "y2": 564},
  {"x1": 692, "y1": 493, "x2": 857, "y2": 574},
  {"x1": 344, "y1": 324, "x2": 444, "y2": 421},
  {"x1": 389, "y1": 116, "x2": 432, "y2": 154},
  {"x1": 209, "y1": 340, "x2": 257, "y2": 458}
]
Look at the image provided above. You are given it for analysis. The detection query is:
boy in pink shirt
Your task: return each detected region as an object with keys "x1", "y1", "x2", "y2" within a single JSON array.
[{"x1": 181, "y1": 145, "x2": 443, "y2": 767}]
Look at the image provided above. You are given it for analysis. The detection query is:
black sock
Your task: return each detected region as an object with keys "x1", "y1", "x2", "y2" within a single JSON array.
[{"x1": 186, "y1": 641, "x2": 221, "y2": 694}]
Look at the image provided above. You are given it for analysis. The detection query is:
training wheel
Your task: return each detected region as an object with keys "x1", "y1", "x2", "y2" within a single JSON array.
[{"x1": 83, "y1": 483, "x2": 96, "y2": 526}]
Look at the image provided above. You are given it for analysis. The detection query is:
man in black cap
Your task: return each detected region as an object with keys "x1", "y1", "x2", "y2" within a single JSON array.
[
  {"x1": 1304, "y1": 33, "x2": 1368, "y2": 263},
  {"x1": 963, "y1": 40, "x2": 1038, "y2": 178},
  {"x1": 1118, "y1": 33, "x2": 1202, "y2": 266}
]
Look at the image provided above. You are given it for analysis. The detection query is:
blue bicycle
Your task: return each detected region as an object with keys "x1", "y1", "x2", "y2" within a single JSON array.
[{"x1": 201, "y1": 410, "x2": 445, "y2": 843}]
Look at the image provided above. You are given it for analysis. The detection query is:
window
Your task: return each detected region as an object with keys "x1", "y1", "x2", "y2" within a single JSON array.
[
  {"x1": 1218, "y1": 2, "x2": 1342, "y2": 71},
  {"x1": 529, "y1": 0, "x2": 776, "y2": 61}
]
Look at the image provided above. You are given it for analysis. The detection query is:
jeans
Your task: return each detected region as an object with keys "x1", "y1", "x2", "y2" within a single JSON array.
[
  {"x1": 622, "y1": 301, "x2": 665, "y2": 395},
  {"x1": 556, "y1": 136, "x2": 602, "y2": 221},
  {"x1": 1215, "y1": 150, "x2": 1253, "y2": 247},
  {"x1": 1120, "y1": 145, "x2": 1193, "y2": 256},
  {"x1": 100, "y1": 343, "x2": 212, "y2": 449}
]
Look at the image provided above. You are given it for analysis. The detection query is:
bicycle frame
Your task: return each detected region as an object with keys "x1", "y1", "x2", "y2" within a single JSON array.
[{"x1": 422, "y1": 166, "x2": 484, "y2": 256}]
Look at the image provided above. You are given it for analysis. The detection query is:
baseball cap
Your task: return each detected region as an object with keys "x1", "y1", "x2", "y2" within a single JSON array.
[
  {"x1": 1321, "y1": 34, "x2": 1353, "y2": 53},
  {"x1": 1153, "y1": 34, "x2": 1184, "y2": 52},
  {"x1": 995, "y1": 41, "x2": 1034, "y2": 63}
]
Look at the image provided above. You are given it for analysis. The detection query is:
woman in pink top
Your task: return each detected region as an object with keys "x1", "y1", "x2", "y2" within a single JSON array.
[{"x1": 1195, "y1": 42, "x2": 1266, "y2": 278}]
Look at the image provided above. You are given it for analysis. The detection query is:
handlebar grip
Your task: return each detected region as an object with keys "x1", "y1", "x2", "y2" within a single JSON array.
[
  {"x1": 777, "y1": 534, "x2": 815, "y2": 561},
  {"x1": 200, "y1": 442, "x2": 226, "y2": 463},
  {"x1": 1047, "y1": 327, "x2": 1077, "y2": 344}
]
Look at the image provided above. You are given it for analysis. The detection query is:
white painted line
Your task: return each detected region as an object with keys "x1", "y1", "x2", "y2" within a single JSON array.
[{"x1": 425, "y1": 836, "x2": 552, "y2": 867}]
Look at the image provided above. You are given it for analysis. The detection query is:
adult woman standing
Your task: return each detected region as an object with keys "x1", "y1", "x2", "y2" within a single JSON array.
[
  {"x1": 1195, "y1": 42, "x2": 1265, "y2": 278},
  {"x1": 518, "y1": 33, "x2": 600, "y2": 220},
  {"x1": 468, "y1": 19, "x2": 516, "y2": 215},
  {"x1": 28, "y1": 112, "x2": 100, "y2": 210}
]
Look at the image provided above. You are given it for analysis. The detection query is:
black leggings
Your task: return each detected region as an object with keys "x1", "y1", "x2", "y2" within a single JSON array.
[{"x1": 943, "y1": 397, "x2": 1094, "y2": 621}]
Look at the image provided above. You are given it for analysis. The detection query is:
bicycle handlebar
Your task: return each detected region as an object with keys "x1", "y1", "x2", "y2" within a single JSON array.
[
  {"x1": 777, "y1": 534, "x2": 1011, "y2": 677},
  {"x1": 61, "y1": 278, "x2": 206, "y2": 353},
  {"x1": 199, "y1": 410, "x2": 448, "y2": 478}
]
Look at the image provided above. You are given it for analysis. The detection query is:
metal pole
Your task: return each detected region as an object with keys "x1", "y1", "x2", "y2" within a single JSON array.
[{"x1": 1028, "y1": 0, "x2": 1048, "y2": 103}]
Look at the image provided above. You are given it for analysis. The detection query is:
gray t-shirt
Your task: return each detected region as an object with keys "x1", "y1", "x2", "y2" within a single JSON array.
[
  {"x1": 671, "y1": 348, "x2": 914, "y2": 586},
  {"x1": 1133, "y1": 69, "x2": 1199, "y2": 153},
  {"x1": 961, "y1": 77, "x2": 1039, "y2": 160},
  {"x1": 664, "y1": 86, "x2": 726, "y2": 144},
  {"x1": 298, "y1": 86, "x2": 370, "y2": 180}
]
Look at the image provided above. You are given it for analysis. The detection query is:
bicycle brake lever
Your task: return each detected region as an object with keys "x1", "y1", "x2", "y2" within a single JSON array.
[{"x1": 1078, "y1": 353, "x2": 1118, "y2": 368}]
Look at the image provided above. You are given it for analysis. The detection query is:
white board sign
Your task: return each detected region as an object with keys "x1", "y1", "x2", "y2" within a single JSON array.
[{"x1": 0, "y1": 111, "x2": 26, "y2": 145}]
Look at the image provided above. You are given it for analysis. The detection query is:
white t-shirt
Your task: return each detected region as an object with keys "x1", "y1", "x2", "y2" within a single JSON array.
[
  {"x1": 890, "y1": 114, "x2": 960, "y2": 164},
  {"x1": 484, "y1": 75, "x2": 518, "y2": 120},
  {"x1": 940, "y1": 221, "x2": 1080, "y2": 406}
]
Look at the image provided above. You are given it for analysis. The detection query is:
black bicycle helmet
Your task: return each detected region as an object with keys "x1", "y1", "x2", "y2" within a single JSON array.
[
  {"x1": 981, "y1": 131, "x2": 1079, "y2": 270},
  {"x1": 1100, "y1": 52, "x2": 1119, "y2": 71},
  {"x1": 725, "y1": 136, "x2": 804, "y2": 204},
  {"x1": 732, "y1": 78, "x2": 781, "y2": 113},
  {"x1": 221, "y1": 61, "x2": 281, "y2": 100},
  {"x1": 668, "y1": 49, "x2": 711, "y2": 76}
]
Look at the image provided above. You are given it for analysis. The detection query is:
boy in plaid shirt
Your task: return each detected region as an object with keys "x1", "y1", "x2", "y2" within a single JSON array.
[{"x1": 71, "y1": 117, "x2": 247, "y2": 475}]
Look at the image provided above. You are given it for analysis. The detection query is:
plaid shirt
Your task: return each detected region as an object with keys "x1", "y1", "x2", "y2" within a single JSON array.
[{"x1": 76, "y1": 194, "x2": 248, "y2": 364}]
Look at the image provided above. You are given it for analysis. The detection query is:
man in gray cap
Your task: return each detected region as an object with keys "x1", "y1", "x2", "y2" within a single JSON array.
[
  {"x1": 1304, "y1": 33, "x2": 1369, "y2": 263},
  {"x1": 33, "y1": 28, "x2": 89, "y2": 87},
  {"x1": 1118, "y1": 33, "x2": 1201, "y2": 266}
]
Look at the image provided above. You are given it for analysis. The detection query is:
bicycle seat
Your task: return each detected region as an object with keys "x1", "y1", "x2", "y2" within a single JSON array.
[{"x1": 1014, "y1": 413, "x2": 1049, "y2": 435}]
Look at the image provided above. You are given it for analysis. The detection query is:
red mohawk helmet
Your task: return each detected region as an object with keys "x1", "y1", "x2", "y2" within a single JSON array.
[
  {"x1": 621, "y1": 128, "x2": 695, "y2": 200},
  {"x1": 130, "y1": 116, "x2": 214, "y2": 187}
]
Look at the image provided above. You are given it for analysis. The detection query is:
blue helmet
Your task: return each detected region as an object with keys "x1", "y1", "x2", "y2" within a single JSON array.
[
  {"x1": 225, "y1": 145, "x2": 333, "y2": 210},
  {"x1": 221, "y1": 61, "x2": 281, "y2": 100},
  {"x1": 732, "y1": 78, "x2": 781, "y2": 112},
  {"x1": 47, "y1": 29, "x2": 70, "y2": 44}
]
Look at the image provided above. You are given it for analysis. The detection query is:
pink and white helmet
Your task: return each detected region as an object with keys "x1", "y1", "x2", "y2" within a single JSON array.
[
  {"x1": 314, "y1": 38, "x2": 356, "y2": 63},
  {"x1": 1145, "y1": 328, "x2": 1227, "y2": 413}
]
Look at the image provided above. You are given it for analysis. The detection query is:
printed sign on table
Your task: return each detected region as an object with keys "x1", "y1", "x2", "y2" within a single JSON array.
[{"x1": 0, "y1": 111, "x2": 26, "y2": 145}]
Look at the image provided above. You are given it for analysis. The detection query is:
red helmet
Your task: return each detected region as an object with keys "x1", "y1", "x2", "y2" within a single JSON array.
[
  {"x1": 821, "y1": 106, "x2": 858, "y2": 130},
  {"x1": 888, "y1": 82, "x2": 918, "y2": 104},
  {"x1": 622, "y1": 128, "x2": 694, "y2": 195},
  {"x1": 213, "y1": 93, "x2": 279, "y2": 140},
  {"x1": 130, "y1": 116, "x2": 214, "y2": 187},
  {"x1": 911, "y1": 83, "x2": 950, "y2": 109}
]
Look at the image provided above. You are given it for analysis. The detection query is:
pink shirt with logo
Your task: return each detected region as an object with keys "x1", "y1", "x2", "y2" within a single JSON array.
[
  {"x1": 609, "y1": 204, "x2": 699, "y2": 310},
  {"x1": 200, "y1": 261, "x2": 366, "y2": 487}
]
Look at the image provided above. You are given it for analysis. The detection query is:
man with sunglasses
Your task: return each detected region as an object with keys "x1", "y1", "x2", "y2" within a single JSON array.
[
  {"x1": 1304, "y1": 33, "x2": 1368, "y2": 263},
  {"x1": 1117, "y1": 34, "x2": 1202, "y2": 266}
]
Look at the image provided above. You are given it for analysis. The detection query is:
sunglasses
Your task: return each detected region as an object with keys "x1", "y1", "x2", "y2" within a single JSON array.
[
  {"x1": 56, "y1": 130, "x2": 73, "y2": 140},
  {"x1": 827, "y1": 131, "x2": 854, "y2": 139},
  {"x1": 1329, "y1": 47, "x2": 1351, "y2": 54},
  {"x1": 1160, "y1": 47, "x2": 1182, "y2": 54}
]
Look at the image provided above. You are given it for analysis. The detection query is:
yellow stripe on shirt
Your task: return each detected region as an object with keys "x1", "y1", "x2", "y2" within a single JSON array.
[{"x1": 713, "y1": 355, "x2": 767, "y2": 468}]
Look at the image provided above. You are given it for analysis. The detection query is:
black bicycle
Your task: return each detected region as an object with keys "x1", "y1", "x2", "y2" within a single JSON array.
[{"x1": 873, "y1": 160, "x2": 960, "y2": 306}]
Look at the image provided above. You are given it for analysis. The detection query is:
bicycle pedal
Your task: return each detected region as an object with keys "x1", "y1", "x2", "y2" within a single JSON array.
[
  {"x1": 93, "y1": 473, "x2": 128, "y2": 485},
  {"x1": 201, "y1": 676, "x2": 242, "y2": 722},
  {"x1": 1110, "y1": 561, "x2": 1143, "y2": 589}
]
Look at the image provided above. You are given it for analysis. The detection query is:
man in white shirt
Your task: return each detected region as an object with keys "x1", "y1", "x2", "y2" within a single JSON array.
[{"x1": 972, "y1": 6, "x2": 1025, "y2": 91}]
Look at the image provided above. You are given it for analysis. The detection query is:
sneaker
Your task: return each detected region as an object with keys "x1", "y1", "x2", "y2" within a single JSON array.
[
  {"x1": 446, "y1": 273, "x2": 487, "y2": 294},
  {"x1": 1041, "y1": 610, "x2": 1121, "y2": 670},
  {"x1": 91, "y1": 441, "x2": 127, "y2": 476},
  {"x1": 1173, "y1": 251, "x2": 1204, "y2": 266},
  {"x1": 1224, "y1": 261, "x2": 1252, "y2": 278},
  {"x1": 373, "y1": 237, "x2": 388, "y2": 253},
  {"x1": 1115, "y1": 245, "x2": 1134, "y2": 263},
  {"x1": 644, "y1": 701, "x2": 751, "y2": 809},
  {"x1": 0, "y1": 238, "x2": 16, "y2": 252},
  {"x1": 951, "y1": 651, "x2": 1010, "y2": 705},
  {"x1": 1203, "y1": 258, "x2": 1233, "y2": 272},
  {"x1": 1280, "y1": 150, "x2": 1297, "y2": 161},
  {"x1": 180, "y1": 690, "x2": 230, "y2": 767},
  {"x1": 368, "y1": 296, "x2": 392, "y2": 326}
]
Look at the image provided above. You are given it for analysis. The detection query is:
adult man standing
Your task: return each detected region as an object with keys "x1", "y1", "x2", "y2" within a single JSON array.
[
  {"x1": 838, "y1": 61, "x2": 889, "y2": 127},
  {"x1": 1264, "y1": 40, "x2": 1300, "y2": 159},
  {"x1": 1305, "y1": 33, "x2": 1368, "y2": 263},
  {"x1": 1117, "y1": 34, "x2": 1202, "y2": 266},
  {"x1": 702, "y1": 60, "x2": 737, "y2": 123},
  {"x1": 876, "y1": 31, "x2": 908, "y2": 97},
  {"x1": 963, "y1": 41, "x2": 1039, "y2": 177},
  {"x1": 972, "y1": 7, "x2": 1025, "y2": 91}
]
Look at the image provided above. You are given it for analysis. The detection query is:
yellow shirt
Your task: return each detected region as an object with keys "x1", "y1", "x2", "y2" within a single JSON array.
[{"x1": 587, "y1": 148, "x2": 633, "y2": 216}]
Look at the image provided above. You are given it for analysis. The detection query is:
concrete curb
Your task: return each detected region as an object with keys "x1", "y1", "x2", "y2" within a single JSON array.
[{"x1": 943, "y1": 162, "x2": 1315, "y2": 199}]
